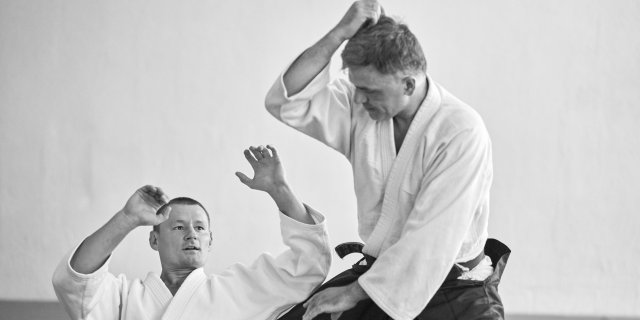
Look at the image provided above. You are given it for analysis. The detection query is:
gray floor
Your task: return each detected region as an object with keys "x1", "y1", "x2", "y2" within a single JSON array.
[
  {"x1": 0, "y1": 301, "x2": 68, "y2": 320},
  {"x1": 0, "y1": 301, "x2": 638, "y2": 320}
]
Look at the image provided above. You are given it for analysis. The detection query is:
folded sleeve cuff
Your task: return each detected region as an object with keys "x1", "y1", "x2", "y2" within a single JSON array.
[
  {"x1": 64, "y1": 242, "x2": 112, "y2": 282},
  {"x1": 278, "y1": 203, "x2": 326, "y2": 229},
  {"x1": 277, "y1": 61, "x2": 332, "y2": 101}
]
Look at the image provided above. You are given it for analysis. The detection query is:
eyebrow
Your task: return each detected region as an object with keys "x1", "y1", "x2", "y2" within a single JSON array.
[{"x1": 174, "y1": 220, "x2": 207, "y2": 224}]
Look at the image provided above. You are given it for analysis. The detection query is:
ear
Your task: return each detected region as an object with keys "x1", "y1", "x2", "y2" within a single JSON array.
[
  {"x1": 149, "y1": 231, "x2": 159, "y2": 251},
  {"x1": 402, "y1": 76, "x2": 416, "y2": 96},
  {"x1": 207, "y1": 232, "x2": 213, "y2": 251}
]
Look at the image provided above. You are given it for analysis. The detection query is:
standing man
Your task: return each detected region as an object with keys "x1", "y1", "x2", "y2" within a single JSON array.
[{"x1": 265, "y1": 1, "x2": 510, "y2": 319}]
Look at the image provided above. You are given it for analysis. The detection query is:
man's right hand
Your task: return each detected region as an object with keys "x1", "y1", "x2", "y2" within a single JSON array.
[
  {"x1": 331, "y1": 0, "x2": 382, "y2": 42},
  {"x1": 281, "y1": 1, "x2": 382, "y2": 97},
  {"x1": 122, "y1": 185, "x2": 171, "y2": 227},
  {"x1": 69, "y1": 185, "x2": 170, "y2": 274}
]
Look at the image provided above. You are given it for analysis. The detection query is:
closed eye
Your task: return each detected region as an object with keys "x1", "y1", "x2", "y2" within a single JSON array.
[
  {"x1": 357, "y1": 87, "x2": 372, "y2": 93},
  {"x1": 367, "y1": 90, "x2": 381, "y2": 97}
]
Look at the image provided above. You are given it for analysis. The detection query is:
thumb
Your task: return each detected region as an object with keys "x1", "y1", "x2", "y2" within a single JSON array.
[
  {"x1": 235, "y1": 172, "x2": 253, "y2": 187},
  {"x1": 372, "y1": 3, "x2": 383, "y2": 24}
]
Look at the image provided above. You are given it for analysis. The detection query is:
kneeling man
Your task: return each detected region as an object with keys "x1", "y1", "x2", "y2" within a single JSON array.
[{"x1": 52, "y1": 145, "x2": 331, "y2": 320}]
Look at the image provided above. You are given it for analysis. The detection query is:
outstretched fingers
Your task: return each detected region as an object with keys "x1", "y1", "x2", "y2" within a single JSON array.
[
  {"x1": 244, "y1": 149, "x2": 259, "y2": 166},
  {"x1": 266, "y1": 145, "x2": 278, "y2": 159},
  {"x1": 248, "y1": 145, "x2": 276, "y2": 162},
  {"x1": 259, "y1": 146, "x2": 272, "y2": 158},
  {"x1": 249, "y1": 146, "x2": 265, "y2": 160},
  {"x1": 235, "y1": 171, "x2": 253, "y2": 188}
]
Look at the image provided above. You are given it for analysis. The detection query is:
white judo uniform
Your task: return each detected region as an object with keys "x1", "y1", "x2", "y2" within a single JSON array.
[
  {"x1": 52, "y1": 209, "x2": 331, "y2": 320},
  {"x1": 265, "y1": 63, "x2": 493, "y2": 320}
]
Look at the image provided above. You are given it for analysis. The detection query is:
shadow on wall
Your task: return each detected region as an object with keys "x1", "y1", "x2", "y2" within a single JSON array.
[{"x1": 0, "y1": 301, "x2": 638, "y2": 320}]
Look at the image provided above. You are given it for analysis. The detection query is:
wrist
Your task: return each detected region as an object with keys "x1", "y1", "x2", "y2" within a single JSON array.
[
  {"x1": 266, "y1": 181, "x2": 290, "y2": 197},
  {"x1": 267, "y1": 183, "x2": 314, "y2": 224},
  {"x1": 115, "y1": 210, "x2": 141, "y2": 231},
  {"x1": 327, "y1": 27, "x2": 349, "y2": 45}
]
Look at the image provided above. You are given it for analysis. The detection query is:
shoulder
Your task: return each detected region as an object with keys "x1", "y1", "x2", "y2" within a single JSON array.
[{"x1": 426, "y1": 82, "x2": 489, "y2": 142}]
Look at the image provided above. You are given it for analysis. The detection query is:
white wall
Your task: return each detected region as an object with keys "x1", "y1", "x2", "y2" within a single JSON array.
[{"x1": 1, "y1": 0, "x2": 639, "y2": 317}]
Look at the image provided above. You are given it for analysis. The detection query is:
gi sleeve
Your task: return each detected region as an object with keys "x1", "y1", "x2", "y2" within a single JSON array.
[
  {"x1": 52, "y1": 245, "x2": 127, "y2": 320},
  {"x1": 265, "y1": 61, "x2": 354, "y2": 158},
  {"x1": 358, "y1": 126, "x2": 493, "y2": 320},
  {"x1": 215, "y1": 204, "x2": 332, "y2": 320}
]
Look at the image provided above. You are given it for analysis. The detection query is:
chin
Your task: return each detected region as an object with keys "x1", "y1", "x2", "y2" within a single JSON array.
[
  {"x1": 182, "y1": 258, "x2": 206, "y2": 268},
  {"x1": 184, "y1": 262, "x2": 205, "y2": 269},
  {"x1": 365, "y1": 111, "x2": 380, "y2": 120}
]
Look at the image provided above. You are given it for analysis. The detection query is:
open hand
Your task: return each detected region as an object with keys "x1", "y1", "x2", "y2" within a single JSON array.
[
  {"x1": 122, "y1": 185, "x2": 171, "y2": 227},
  {"x1": 235, "y1": 145, "x2": 286, "y2": 194},
  {"x1": 302, "y1": 282, "x2": 369, "y2": 320}
]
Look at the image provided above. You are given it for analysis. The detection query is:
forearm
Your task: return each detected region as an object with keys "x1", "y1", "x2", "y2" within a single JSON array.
[
  {"x1": 268, "y1": 183, "x2": 314, "y2": 224},
  {"x1": 283, "y1": 29, "x2": 345, "y2": 96},
  {"x1": 70, "y1": 210, "x2": 137, "y2": 274}
]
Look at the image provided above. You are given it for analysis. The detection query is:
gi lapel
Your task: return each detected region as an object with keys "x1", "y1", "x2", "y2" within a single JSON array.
[
  {"x1": 145, "y1": 272, "x2": 173, "y2": 309},
  {"x1": 363, "y1": 75, "x2": 442, "y2": 258},
  {"x1": 378, "y1": 118, "x2": 396, "y2": 184},
  {"x1": 161, "y1": 268, "x2": 207, "y2": 320}
]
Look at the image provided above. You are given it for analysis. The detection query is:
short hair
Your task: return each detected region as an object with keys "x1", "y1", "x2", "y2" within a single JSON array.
[
  {"x1": 153, "y1": 197, "x2": 211, "y2": 232},
  {"x1": 341, "y1": 15, "x2": 427, "y2": 75}
]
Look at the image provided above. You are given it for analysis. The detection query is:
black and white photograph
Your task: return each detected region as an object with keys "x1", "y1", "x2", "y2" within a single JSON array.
[{"x1": 1, "y1": 1, "x2": 638, "y2": 319}]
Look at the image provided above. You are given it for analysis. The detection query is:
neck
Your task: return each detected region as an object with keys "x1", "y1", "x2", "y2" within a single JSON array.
[
  {"x1": 160, "y1": 267, "x2": 197, "y2": 295},
  {"x1": 395, "y1": 75, "x2": 429, "y2": 129}
]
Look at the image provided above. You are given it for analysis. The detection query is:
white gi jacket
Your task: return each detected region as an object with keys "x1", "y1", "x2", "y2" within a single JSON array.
[
  {"x1": 52, "y1": 209, "x2": 331, "y2": 320},
  {"x1": 265, "y1": 64, "x2": 493, "y2": 320}
]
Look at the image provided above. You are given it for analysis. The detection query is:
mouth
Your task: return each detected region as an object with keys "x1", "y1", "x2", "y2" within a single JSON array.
[
  {"x1": 363, "y1": 105, "x2": 378, "y2": 114},
  {"x1": 183, "y1": 245, "x2": 201, "y2": 251}
]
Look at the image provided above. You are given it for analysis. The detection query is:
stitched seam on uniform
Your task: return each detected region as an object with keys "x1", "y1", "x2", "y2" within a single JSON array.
[{"x1": 80, "y1": 280, "x2": 88, "y2": 319}]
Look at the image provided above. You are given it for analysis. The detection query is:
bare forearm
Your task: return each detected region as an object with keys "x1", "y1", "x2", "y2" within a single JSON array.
[
  {"x1": 268, "y1": 184, "x2": 314, "y2": 224},
  {"x1": 283, "y1": 29, "x2": 346, "y2": 96},
  {"x1": 70, "y1": 210, "x2": 137, "y2": 274}
]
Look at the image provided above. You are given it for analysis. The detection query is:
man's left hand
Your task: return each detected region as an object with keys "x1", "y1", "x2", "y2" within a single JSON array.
[
  {"x1": 302, "y1": 281, "x2": 369, "y2": 320},
  {"x1": 236, "y1": 145, "x2": 285, "y2": 193}
]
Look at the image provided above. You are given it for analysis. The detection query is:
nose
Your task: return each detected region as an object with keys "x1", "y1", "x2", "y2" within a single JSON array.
[
  {"x1": 184, "y1": 226, "x2": 198, "y2": 240},
  {"x1": 354, "y1": 89, "x2": 368, "y2": 104}
]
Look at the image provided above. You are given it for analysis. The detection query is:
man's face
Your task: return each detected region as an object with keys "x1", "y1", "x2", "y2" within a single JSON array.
[
  {"x1": 348, "y1": 65, "x2": 411, "y2": 121},
  {"x1": 150, "y1": 204, "x2": 212, "y2": 270}
]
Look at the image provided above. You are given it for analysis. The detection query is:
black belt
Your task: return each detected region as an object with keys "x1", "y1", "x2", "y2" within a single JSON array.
[
  {"x1": 334, "y1": 242, "x2": 485, "y2": 271},
  {"x1": 277, "y1": 239, "x2": 510, "y2": 320},
  {"x1": 334, "y1": 242, "x2": 366, "y2": 259}
]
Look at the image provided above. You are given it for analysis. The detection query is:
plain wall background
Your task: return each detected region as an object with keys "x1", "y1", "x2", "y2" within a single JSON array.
[{"x1": 1, "y1": 0, "x2": 639, "y2": 317}]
